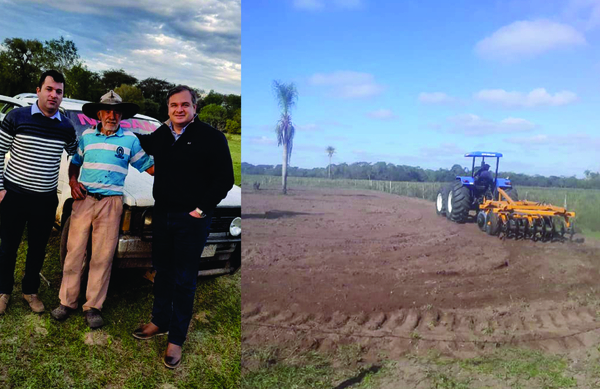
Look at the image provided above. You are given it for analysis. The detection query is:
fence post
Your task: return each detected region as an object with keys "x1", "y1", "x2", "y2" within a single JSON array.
[
  {"x1": 422, "y1": 184, "x2": 425, "y2": 199},
  {"x1": 564, "y1": 193, "x2": 567, "y2": 208}
]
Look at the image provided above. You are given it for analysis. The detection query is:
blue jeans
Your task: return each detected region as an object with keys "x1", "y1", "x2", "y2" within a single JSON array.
[{"x1": 151, "y1": 209, "x2": 212, "y2": 346}]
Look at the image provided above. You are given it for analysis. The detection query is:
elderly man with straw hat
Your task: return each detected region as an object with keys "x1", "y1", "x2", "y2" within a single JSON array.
[{"x1": 51, "y1": 90, "x2": 154, "y2": 328}]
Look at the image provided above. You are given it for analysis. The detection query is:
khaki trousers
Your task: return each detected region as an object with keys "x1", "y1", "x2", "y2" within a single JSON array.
[{"x1": 59, "y1": 196, "x2": 123, "y2": 311}]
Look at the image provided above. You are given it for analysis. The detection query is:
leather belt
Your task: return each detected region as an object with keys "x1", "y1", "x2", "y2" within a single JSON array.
[{"x1": 87, "y1": 192, "x2": 119, "y2": 201}]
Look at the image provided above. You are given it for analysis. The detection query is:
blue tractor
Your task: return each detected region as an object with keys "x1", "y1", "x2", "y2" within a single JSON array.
[{"x1": 436, "y1": 152, "x2": 518, "y2": 223}]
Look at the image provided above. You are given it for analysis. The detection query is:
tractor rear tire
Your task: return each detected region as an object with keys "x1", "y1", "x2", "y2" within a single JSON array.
[
  {"x1": 435, "y1": 185, "x2": 451, "y2": 216},
  {"x1": 447, "y1": 182, "x2": 471, "y2": 223}
]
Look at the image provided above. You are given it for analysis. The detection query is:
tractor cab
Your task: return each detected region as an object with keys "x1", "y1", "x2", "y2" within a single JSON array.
[{"x1": 455, "y1": 151, "x2": 512, "y2": 196}]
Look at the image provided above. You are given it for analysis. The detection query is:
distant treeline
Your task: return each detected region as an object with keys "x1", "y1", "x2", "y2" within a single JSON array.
[
  {"x1": 242, "y1": 162, "x2": 600, "y2": 189},
  {"x1": 0, "y1": 37, "x2": 240, "y2": 132}
]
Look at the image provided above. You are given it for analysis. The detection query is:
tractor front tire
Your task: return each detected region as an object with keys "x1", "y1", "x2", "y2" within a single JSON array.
[
  {"x1": 435, "y1": 185, "x2": 451, "y2": 216},
  {"x1": 447, "y1": 183, "x2": 471, "y2": 223}
]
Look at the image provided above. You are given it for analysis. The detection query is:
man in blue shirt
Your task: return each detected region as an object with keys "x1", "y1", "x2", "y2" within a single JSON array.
[{"x1": 51, "y1": 90, "x2": 154, "y2": 328}]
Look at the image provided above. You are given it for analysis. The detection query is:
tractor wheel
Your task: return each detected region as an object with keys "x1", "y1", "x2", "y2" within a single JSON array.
[
  {"x1": 435, "y1": 185, "x2": 451, "y2": 216},
  {"x1": 486, "y1": 212, "x2": 500, "y2": 235},
  {"x1": 477, "y1": 211, "x2": 487, "y2": 231},
  {"x1": 447, "y1": 182, "x2": 471, "y2": 223},
  {"x1": 495, "y1": 187, "x2": 519, "y2": 201}
]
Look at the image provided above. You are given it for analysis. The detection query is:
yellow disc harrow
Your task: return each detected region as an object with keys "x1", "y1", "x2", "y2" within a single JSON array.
[{"x1": 478, "y1": 188, "x2": 575, "y2": 241}]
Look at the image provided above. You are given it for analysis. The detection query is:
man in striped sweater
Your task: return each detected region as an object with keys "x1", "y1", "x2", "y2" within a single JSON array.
[
  {"x1": 0, "y1": 70, "x2": 77, "y2": 315},
  {"x1": 51, "y1": 90, "x2": 154, "y2": 328}
]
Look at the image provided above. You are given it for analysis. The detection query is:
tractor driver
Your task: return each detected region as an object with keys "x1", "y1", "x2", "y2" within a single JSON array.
[{"x1": 474, "y1": 163, "x2": 493, "y2": 188}]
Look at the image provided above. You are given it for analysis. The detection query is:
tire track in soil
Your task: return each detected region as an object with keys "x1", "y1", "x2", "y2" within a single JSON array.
[{"x1": 242, "y1": 304, "x2": 600, "y2": 355}]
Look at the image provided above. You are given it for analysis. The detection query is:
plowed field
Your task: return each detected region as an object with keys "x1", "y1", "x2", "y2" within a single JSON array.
[{"x1": 242, "y1": 187, "x2": 600, "y2": 359}]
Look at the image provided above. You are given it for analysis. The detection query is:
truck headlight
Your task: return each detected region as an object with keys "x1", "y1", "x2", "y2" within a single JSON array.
[
  {"x1": 230, "y1": 217, "x2": 241, "y2": 237},
  {"x1": 121, "y1": 208, "x2": 132, "y2": 232},
  {"x1": 143, "y1": 209, "x2": 152, "y2": 227}
]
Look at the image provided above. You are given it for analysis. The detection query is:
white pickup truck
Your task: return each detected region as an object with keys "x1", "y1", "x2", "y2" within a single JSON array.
[{"x1": 0, "y1": 94, "x2": 241, "y2": 276}]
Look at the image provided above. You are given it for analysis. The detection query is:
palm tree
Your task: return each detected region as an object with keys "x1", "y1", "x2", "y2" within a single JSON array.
[
  {"x1": 273, "y1": 80, "x2": 298, "y2": 194},
  {"x1": 326, "y1": 146, "x2": 335, "y2": 179}
]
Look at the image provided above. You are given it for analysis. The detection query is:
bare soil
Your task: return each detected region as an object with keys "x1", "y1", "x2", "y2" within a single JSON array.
[{"x1": 242, "y1": 187, "x2": 600, "y2": 360}]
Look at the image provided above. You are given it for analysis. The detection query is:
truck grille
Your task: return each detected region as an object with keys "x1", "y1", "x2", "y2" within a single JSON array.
[
  {"x1": 209, "y1": 207, "x2": 240, "y2": 234},
  {"x1": 127, "y1": 205, "x2": 240, "y2": 238}
]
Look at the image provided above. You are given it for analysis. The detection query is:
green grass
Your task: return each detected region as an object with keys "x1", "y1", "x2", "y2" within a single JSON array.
[
  {"x1": 242, "y1": 344, "x2": 389, "y2": 389},
  {"x1": 0, "y1": 231, "x2": 240, "y2": 388},
  {"x1": 243, "y1": 175, "x2": 600, "y2": 237},
  {"x1": 227, "y1": 134, "x2": 241, "y2": 186},
  {"x1": 459, "y1": 348, "x2": 577, "y2": 388},
  {"x1": 242, "y1": 344, "x2": 579, "y2": 388}
]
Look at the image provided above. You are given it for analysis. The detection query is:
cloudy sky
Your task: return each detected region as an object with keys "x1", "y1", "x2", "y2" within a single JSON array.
[
  {"x1": 243, "y1": 0, "x2": 600, "y2": 177},
  {"x1": 0, "y1": 0, "x2": 240, "y2": 94}
]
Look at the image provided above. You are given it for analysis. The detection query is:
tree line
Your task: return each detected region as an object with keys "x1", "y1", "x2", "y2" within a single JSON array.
[
  {"x1": 242, "y1": 162, "x2": 600, "y2": 190},
  {"x1": 0, "y1": 37, "x2": 240, "y2": 133}
]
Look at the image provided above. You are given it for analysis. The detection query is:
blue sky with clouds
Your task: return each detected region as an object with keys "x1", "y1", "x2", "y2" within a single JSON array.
[
  {"x1": 242, "y1": 0, "x2": 600, "y2": 177},
  {"x1": 0, "y1": 0, "x2": 240, "y2": 94}
]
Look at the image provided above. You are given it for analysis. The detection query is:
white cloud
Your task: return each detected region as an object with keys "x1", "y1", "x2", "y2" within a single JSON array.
[
  {"x1": 418, "y1": 92, "x2": 457, "y2": 104},
  {"x1": 448, "y1": 114, "x2": 536, "y2": 135},
  {"x1": 505, "y1": 133, "x2": 600, "y2": 150},
  {"x1": 13, "y1": 0, "x2": 241, "y2": 93},
  {"x1": 474, "y1": 88, "x2": 578, "y2": 108},
  {"x1": 475, "y1": 19, "x2": 586, "y2": 61},
  {"x1": 308, "y1": 71, "x2": 385, "y2": 99},
  {"x1": 366, "y1": 109, "x2": 398, "y2": 120}
]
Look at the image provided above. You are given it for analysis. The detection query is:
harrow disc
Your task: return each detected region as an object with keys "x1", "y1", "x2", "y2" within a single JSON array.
[
  {"x1": 521, "y1": 219, "x2": 530, "y2": 239},
  {"x1": 477, "y1": 211, "x2": 487, "y2": 232}
]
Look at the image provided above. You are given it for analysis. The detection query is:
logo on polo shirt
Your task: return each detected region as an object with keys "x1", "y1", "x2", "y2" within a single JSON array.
[{"x1": 115, "y1": 146, "x2": 125, "y2": 159}]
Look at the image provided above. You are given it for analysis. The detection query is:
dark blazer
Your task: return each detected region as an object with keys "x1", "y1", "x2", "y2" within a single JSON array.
[{"x1": 137, "y1": 118, "x2": 234, "y2": 212}]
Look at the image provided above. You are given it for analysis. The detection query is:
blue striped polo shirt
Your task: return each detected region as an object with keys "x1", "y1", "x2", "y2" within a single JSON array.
[{"x1": 71, "y1": 125, "x2": 154, "y2": 195}]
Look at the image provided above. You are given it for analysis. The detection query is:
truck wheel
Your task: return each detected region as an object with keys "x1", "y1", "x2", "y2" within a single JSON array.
[
  {"x1": 435, "y1": 185, "x2": 451, "y2": 216},
  {"x1": 447, "y1": 183, "x2": 471, "y2": 223}
]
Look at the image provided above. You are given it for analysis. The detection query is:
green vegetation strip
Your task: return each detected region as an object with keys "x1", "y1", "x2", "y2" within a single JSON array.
[
  {"x1": 227, "y1": 134, "x2": 241, "y2": 186},
  {"x1": 242, "y1": 345, "x2": 580, "y2": 388},
  {"x1": 244, "y1": 175, "x2": 600, "y2": 236},
  {"x1": 242, "y1": 345, "x2": 389, "y2": 389},
  {"x1": 0, "y1": 233, "x2": 240, "y2": 388},
  {"x1": 458, "y1": 348, "x2": 576, "y2": 388}
]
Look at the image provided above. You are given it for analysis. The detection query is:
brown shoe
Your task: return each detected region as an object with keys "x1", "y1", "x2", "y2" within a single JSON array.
[
  {"x1": 163, "y1": 343, "x2": 182, "y2": 369},
  {"x1": 132, "y1": 322, "x2": 168, "y2": 340},
  {"x1": 23, "y1": 294, "x2": 45, "y2": 313},
  {"x1": 0, "y1": 294, "x2": 9, "y2": 315}
]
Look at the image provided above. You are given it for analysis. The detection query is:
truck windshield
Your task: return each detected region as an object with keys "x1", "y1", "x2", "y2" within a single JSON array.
[{"x1": 65, "y1": 111, "x2": 162, "y2": 137}]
